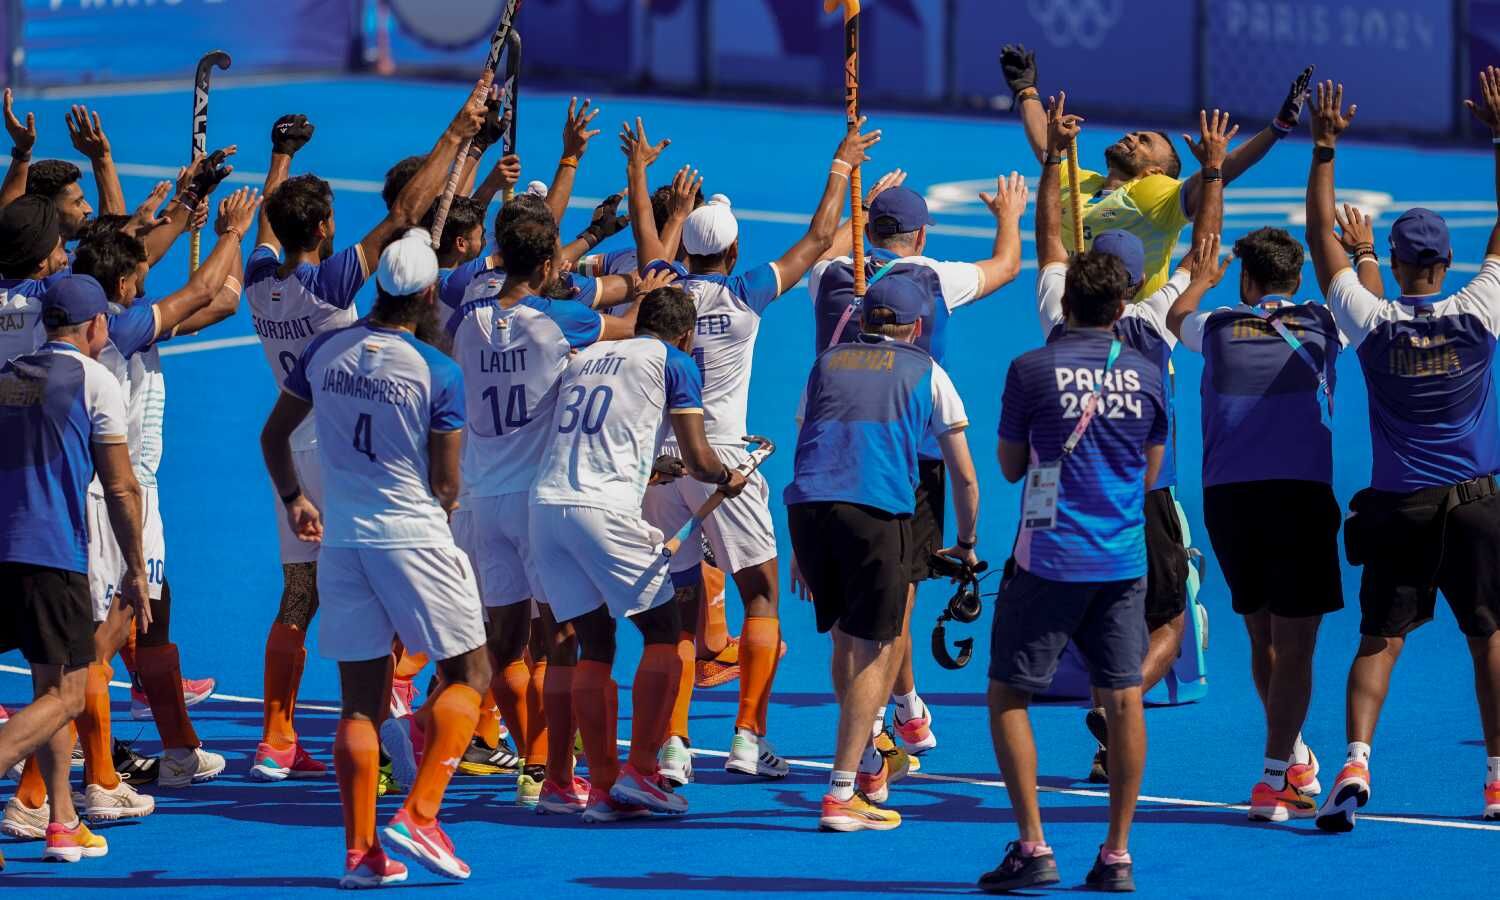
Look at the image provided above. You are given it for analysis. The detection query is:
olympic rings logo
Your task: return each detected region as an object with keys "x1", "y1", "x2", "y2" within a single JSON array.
[{"x1": 1026, "y1": 0, "x2": 1126, "y2": 50}]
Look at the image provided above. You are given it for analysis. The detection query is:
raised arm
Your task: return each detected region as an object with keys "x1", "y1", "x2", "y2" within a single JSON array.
[
  {"x1": 1334, "y1": 203, "x2": 1384, "y2": 296},
  {"x1": 568, "y1": 194, "x2": 629, "y2": 267},
  {"x1": 548, "y1": 98, "x2": 602, "y2": 225},
  {"x1": 770, "y1": 121, "x2": 881, "y2": 290},
  {"x1": 359, "y1": 76, "x2": 490, "y2": 268},
  {"x1": 973, "y1": 172, "x2": 1027, "y2": 298},
  {"x1": 622, "y1": 118, "x2": 672, "y2": 265},
  {"x1": 2, "y1": 90, "x2": 36, "y2": 208},
  {"x1": 257, "y1": 114, "x2": 315, "y2": 252},
  {"x1": 1465, "y1": 66, "x2": 1500, "y2": 258},
  {"x1": 1167, "y1": 233, "x2": 1234, "y2": 340},
  {"x1": 67, "y1": 105, "x2": 125, "y2": 215},
  {"x1": 1306, "y1": 81, "x2": 1358, "y2": 295},
  {"x1": 1001, "y1": 44, "x2": 1047, "y2": 164},
  {"x1": 161, "y1": 189, "x2": 261, "y2": 337},
  {"x1": 472, "y1": 153, "x2": 521, "y2": 210},
  {"x1": 820, "y1": 168, "x2": 906, "y2": 262},
  {"x1": 1183, "y1": 66, "x2": 1312, "y2": 219},
  {"x1": 1037, "y1": 93, "x2": 1081, "y2": 269},
  {"x1": 659, "y1": 165, "x2": 703, "y2": 264}
]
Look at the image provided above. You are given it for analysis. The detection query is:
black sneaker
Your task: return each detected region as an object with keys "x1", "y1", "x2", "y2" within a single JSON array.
[
  {"x1": 113, "y1": 739, "x2": 160, "y2": 786},
  {"x1": 978, "y1": 841, "x2": 1061, "y2": 893},
  {"x1": 1085, "y1": 851, "x2": 1135, "y2": 893},
  {"x1": 457, "y1": 736, "x2": 520, "y2": 776},
  {"x1": 1088, "y1": 746, "x2": 1110, "y2": 784}
]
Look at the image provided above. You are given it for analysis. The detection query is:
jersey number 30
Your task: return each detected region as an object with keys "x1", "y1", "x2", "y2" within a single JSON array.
[{"x1": 558, "y1": 384, "x2": 613, "y2": 435}]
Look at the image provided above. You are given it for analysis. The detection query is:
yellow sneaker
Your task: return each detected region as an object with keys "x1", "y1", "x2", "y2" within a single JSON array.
[
  {"x1": 43, "y1": 821, "x2": 108, "y2": 862},
  {"x1": 516, "y1": 770, "x2": 543, "y2": 807},
  {"x1": 820, "y1": 790, "x2": 901, "y2": 832},
  {"x1": 872, "y1": 728, "x2": 915, "y2": 779}
]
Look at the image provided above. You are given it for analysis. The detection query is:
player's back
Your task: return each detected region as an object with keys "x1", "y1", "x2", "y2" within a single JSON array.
[
  {"x1": 449, "y1": 294, "x2": 601, "y2": 499},
  {"x1": 288, "y1": 321, "x2": 464, "y2": 548},
  {"x1": 0, "y1": 277, "x2": 58, "y2": 364},
  {"x1": 678, "y1": 267, "x2": 780, "y2": 444},
  {"x1": 532, "y1": 335, "x2": 700, "y2": 512}
]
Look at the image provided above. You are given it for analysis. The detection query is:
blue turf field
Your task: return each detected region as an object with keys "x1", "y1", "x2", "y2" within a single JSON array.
[{"x1": 2, "y1": 76, "x2": 1499, "y2": 897}]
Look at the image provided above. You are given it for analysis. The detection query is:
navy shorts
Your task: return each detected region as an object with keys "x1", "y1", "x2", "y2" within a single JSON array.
[{"x1": 988, "y1": 567, "x2": 1148, "y2": 693}]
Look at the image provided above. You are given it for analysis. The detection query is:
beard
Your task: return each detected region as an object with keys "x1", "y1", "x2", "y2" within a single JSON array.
[
  {"x1": 318, "y1": 235, "x2": 335, "y2": 261},
  {"x1": 540, "y1": 274, "x2": 572, "y2": 299},
  {"x1": 1103, "y1": 142, "x2": 1140, "y2": 176}
]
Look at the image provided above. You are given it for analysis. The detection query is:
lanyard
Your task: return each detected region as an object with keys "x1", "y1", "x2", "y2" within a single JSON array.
[
  {"x1": 1244, "y1": 299, "x2": 1334, "y2": 426},
  {"x1": 828, "y1": 259, "x2": 900, "y2": 350},
  {"x1": 1061, "y1": 339, "x2": 1123, "y2": 456}
]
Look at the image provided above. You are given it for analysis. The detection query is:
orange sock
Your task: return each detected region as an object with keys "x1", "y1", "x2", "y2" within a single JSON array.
[
  {"x1": 403, "y1": 684, "x2": 481, "y2": 827},
  {"x1": 696, "y1": 566, "x2": 731, "y2": 657},
  {"x1": 334, "y1": 718, "x2": 380, "y2": 854},
  {"x1": 669, "y1": 634, "x2": 695, "y2": 741},
  {"x1": 262, "y1": 623, "x2": 305, "y2": 750},
  {"x1": 75, "y1": 662, "x2": 118, "y2": 789},
  {"x1": 118, "y1": 620, "x2": 138, "y2": 679},
  {"x1": 737, "y1": 617, "x2": 779, "y2": 732},
  {"x1": 758, "y1": 634, "x2": 783, "y2": 735},
  {"x1": 137, "y1": 643, "x2": 199, "y2": 749},
  {"x1": 475, "y1": 690, "x2": 500, "y2": 747},
  {"x1": 490, "y1": 660, "x2": 529, "y2": 759},
  {"x1": 525, "y1": 658, "x2": 548, "y2": 767},
  {"x1": 573, "y1": 660, "x2": 618, "y2": 792},
  {"x1": 394, "y1": 649, "x2": 428, "y2": 682},
  {"x1": 289, "y1": 642, "x2": 308, "y2": 711},
  {"x1": 542, "y1": 664, "x2": 575, "y2": 785},
  {"x1": 16, "y1": 748, "x2": 48, "y2": 808},
  {"x1": 628, "y1": 645, "x2": 681, "y2": 773}
]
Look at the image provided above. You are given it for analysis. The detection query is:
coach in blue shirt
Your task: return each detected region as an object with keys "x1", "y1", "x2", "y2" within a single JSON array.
[
  {"x1": 983, "y1": 250, "x2": 1168, "y2": 893},
  {"x1": 785, "y1": 273, "x2": 979, "y2": 833},
  {"x1": 0, "y1": 275, "x2": 149, "y2": 854}
]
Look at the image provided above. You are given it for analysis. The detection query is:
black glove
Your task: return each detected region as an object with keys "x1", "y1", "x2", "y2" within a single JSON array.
[
  {"x1": 470, "y1": 95, "x2": 505, "y2": 157},
  {"x1": 271, "y1": 114, "x2": 315, "y2": 156},
  {"x1": 650, "y1": 455, "x2": 686, "y2": 484},
  {"x1": 1273, "y1": 65, "x2": 1315, "y2": 134},
  {"x1": 185, "y1": 148, "x2": 233, "y2": 204},
  {"x1": 578, "y1": 194, "x2": 629, "y2": 245},
  {"x1": 1000, "y1": 43, "x2": 1037, "y2": 96}
]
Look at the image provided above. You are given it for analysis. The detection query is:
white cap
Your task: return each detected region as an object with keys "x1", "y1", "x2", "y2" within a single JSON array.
[
  {"x1": 377, "y1": 228, "x2": 439, "y2": 296},
  {"x1": 525, "y1": 180, "x2": 550, "y2": 198},
  {"x1": 682, "y1": 195, "x2": 738, "y2": 256}
]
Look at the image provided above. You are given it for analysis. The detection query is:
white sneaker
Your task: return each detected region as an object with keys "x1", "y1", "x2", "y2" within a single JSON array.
[
  {"x1": 724, "y1": 728, "x2": 789, "y2": 778},
  {"x1": 658, "y1": 736, "x2": 694, "y2": 788},
  {"x1": 2, "y1": 795, "x2": 48, "y2": 839},
  {"x1": 159, "y1": 746, "x2": 226, "y2": 787},
  {"x1": 84, "y1": 781, "x2": 155, "y2": 820}
]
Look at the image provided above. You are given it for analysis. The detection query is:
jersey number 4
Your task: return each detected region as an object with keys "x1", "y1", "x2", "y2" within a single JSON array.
[
  {"x1": 558, "y1": 384, "x2": 613, "y2": 435},
  {"x1": 353, "y1": 413, "x2": 376, "y2": 462},
  {"x1": 481, "y1": 385, "x2": 530, "y2": 435}
]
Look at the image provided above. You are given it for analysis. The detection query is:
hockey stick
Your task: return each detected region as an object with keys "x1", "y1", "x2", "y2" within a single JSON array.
[
  {"x1": 189, "y1": 50, "x2": 231, "y2": 273},
  {"x1": 662, "y1": 436, "x2": 777, "y2": 558},
  {"x1": 825, "y1": 0, "x2": 864, "y2": 297},
  {"x1": 1067, "y1": 136, "x2": 1085, "y2": 254},
  {"x1": 499, "y1": 28, "x2": 522, "y2": 202}
]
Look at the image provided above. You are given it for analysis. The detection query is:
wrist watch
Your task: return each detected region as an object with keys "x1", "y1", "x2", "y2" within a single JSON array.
[{"x1": 1314, "y1": 146, "x2": 1335, "y2": 162}]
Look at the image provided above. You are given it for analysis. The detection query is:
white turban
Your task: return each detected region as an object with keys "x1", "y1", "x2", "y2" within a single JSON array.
[
  {"x1": 682, "y1": 194, "x2": 738, "y2": 256},
  {"x1": 377, "y1": 228, "x2": 439, "y2": 295}
]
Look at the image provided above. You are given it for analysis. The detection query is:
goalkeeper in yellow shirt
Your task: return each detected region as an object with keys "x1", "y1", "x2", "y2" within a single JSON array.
[{"x1": 1002, "y1": 44, "x2": 1311, "y2": 299}]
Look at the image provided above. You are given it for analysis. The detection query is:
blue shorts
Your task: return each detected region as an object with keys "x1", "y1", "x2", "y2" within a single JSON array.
[{"x1": 988, "y1": 567, "x2": 1148, "y2": 693}]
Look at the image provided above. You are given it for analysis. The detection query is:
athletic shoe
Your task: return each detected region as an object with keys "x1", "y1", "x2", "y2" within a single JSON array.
[
  {"x1": 978, "y1": 842, "x2": 1060, "y2": 893},
  {"x1": 857, "y1": 756, "x2": 895, "y2": 804},
  {"x1": 580, "y1": 787, "x2": 651, "y2": 824},
  {"x1": 818, "y1": 790, "x2": 901, "y2": 832},
  {"x1": 389, "y1": 677, "x2": 416, "y2": 720},
  {"x1": 382, "y1": 808, "x2": 469, "y2": 881},
  {"x1": 1085, "y1": 850, "x2": 1136, "y2": 893},
  {"x1": 129, "y1": 677, "x2": 216, "y2": 720},
  {"x1": 515, "y1": 769, "x2": 543, "y2": 807},
  {"x1": 456, "y1": 735, "x2": 519, "y2": 776},
  {"x1": 2, "y1": 796, "x2": 49, "y2": 839},
  {"x1": 4, "y1": 758, "x2": 22, "y2": 782},
  {"x1": 1248, "y1": 781, "x2": 1318, "y2": 821},
  {"x1": 1088, "y1": 746, "x2": 1110, "y2": 784},
  {"x1": 113, "y1": 739, "x2": 159, "y2": 786},
  {"x1": 248, "y1": 741, "x2": 328, "y2": 782},
  {"x1": 610, "y1": 763, "x2": 688, "y2": 814},
  {"x1": 724, "y1": 729, "x2": 789, "y2": 778},
  {"x1": 694, "y1": 638, "x2": 741, "y2": 688},
  {"x1": 537, "y1": 777, "x2": 591, "y2": 815},
  {"x1": 1288, "y1": 745, "x2": 1321, "y2": 796},
  {"x1": 377, "y1": 760, "x2": 402, "y2": 797},
  {"x1": 43, "y1": 821, "x2": 107, "y2": 862},
  {"x1": 1484, "y1": 781, "x2": 1500, "y2": 820},
  {"x1": 893, "y1": 707, "x2": 937, "y2": 755},
  {"x1": 340, "y1": 845, "x2": 408, "y2": 889},
  {"x1": 380, "y1": 717, "x2": 421, "y2": 794},
  {"x1": 84, "y1": 780, "x2": 155, "y2": 821},
  {"x1": 159, "y1": 745, "x2": 226, "y2": 787},
  {"x1": 872, "y1": 728, "x2": 913, "y2": 783},
  {"x1": 1315, "y1": 760, "x2": 1372, "y2": 834},
  {"x1": 658, "y1": 736, "x2": 694, "y2": 788},
  {"x1": 71, "y1": 742, "x2": 84, "y2": 768}
]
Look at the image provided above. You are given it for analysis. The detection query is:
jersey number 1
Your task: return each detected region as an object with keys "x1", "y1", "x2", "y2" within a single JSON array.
[{"x1": 353, "y1": 413, "x2": 376, "y2": 462}]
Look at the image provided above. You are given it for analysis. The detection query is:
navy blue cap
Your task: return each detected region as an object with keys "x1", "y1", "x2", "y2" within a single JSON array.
[
  {"x1": 1389, "y1": 208, "x2": 1451, "y2": 266},
  {"x1": 868, "y1": 187, "x2": 934, "y2": 238},
  {"x1": 861, "y1": 272, "x2": 928, "y2": 326},
  {"x1": 1091, "y1": 230, "x2": 1146, "y2": 286},
  {"x1": 642, "y1": 258, "x2": 689, "y2": 280},
  {"x1": 41, "y1": 275, "x2": 108, "y2": 328}
]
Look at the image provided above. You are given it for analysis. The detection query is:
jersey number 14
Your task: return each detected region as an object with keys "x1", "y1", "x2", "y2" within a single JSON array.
[{"x1": 481, "y1": 384, "x2": 531, "y2": 435}]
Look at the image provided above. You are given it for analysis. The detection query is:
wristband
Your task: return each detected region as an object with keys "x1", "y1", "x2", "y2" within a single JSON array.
[
  {"x1": 1016, "y1": 87, "x2": 1041, "y2": 104},
  {"x1": 715, "y1": 467, "x2": 732, "y2": 486},
  {"x1": 222, "y1": 275, "x2": 243, "y2": 298},
  {"x1": 1200, "y1": 167, "x2": 1223, "y2": 182},
  {"x1": 558, "y1": 156, "x2": 580, "y2": 170},
  {"x1": 829, "y1": 168, "x2": 850, "y2": 182},
  {"x1": 1044, "y1": 155, "x2": 1064, "y2": 166},
  {"x1": 280, "y1": 487, "x2": 303, "y2": 505},
  {"x1": 222, "y1": 226, "x2": 245, "y2": 242},
  {"x1": 1271, "y1": 118, "x2": 1295, "y2": 137},
  {"x1": 957, "y1": 536, "x2": 978, "y2": 551},
  {"x1": 1314, "y1": 145, "x2": 1335, "y2": 162},
  {"x1": 830, "y1": 159, "x2": 852, "y2": 174},
  {"x1": 1356, "y1": 254, "x2": 1379, "y2": 268},
  {"x1": 10, "y1": 147, "x2": 30, "y2": 163}
]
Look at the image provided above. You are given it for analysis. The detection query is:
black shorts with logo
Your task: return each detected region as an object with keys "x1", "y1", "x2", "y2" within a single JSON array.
[
  {"x1": 1143, "y1": 487, "x2": 1190, "y2": 628},
  {"x1": 1344, "y1": 478, "x2": 1500, "y2": 638},
  {"x1": 1203, "y1": 480, "x2": 1344, "y2": 619},
  {"x1": 788, "y1": 501, "x2": 912, "y2": 642},
  {"x1": 0, "y1": 562, "x2": 95, "y2": 668},
  {"x1": 908, "y1": 459, "x2": 947, "y2": 584}
]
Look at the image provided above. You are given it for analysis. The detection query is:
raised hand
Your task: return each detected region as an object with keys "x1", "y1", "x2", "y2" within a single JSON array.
[
  {"x1": 493, "y1": 153, "x2": 522, "y2": 190},
  {"x1": 670, "y1": 165, "x2": 703, "y2": 219},
  {"x1": 1311, "y1": 81, "x2": 1357, "y2": 148},
  {"x1": 863, "y1": 168, "x2": 907, "y2": 208},
  {"x1": 563, "y1": 97, "x2": 602, "y2": 159},
  {"x1": 271, "y1": 114, "x2": 315, "y2": 156},
  {"x1": 215, "y1": 186, "x2": 262, "y2": 237},
  {"x1": 980, "y1": 171, "x2": 1029, "y2": 222},
  {"x1": 450, "y1": 72, "x2": 495, "y2": 141},
  {"x1": 1046, "y1": 91, "x2": 1084, "y2": 156},
  {"x1": 584, "y1": 193, "x2": 629, "y2": 242},
  {"x1": 1274, "y1": 65, "x2": 1315, "y2": 132},
  {"x1": 1184, "y1": 232, "x2": 1233, "y2": 288},
  {"x1": 620, "y1": 117, "x2": 670, "y2": 170},
  {"x1": 1183, "y1": 108, "x2": 1239, "y2": 168},
  {"x1": 187, "y1": 146, "x2": 237, "y2": 203},
  {"x1": 1000, "y1": 43, "x2": 1038, "y2": 96},
  {"x1": 1466, "y1": 65, "x2": 1500, "y2": 135},
  {"x1": 471, "y1": 90, "x2": 506, "y2": 156},
  {"x1": 3, "y1": 89, "x2": 36, "y2": 155},
  {"x1": 122, "y1": 181, "x2": 174, "y2": 238},
  {"x1": 636, "y1": 264, "x2": 681, "y2": 295},
  {"x1": 66, "y1": 104, "x2": 112, "y2": 160},
  {"x1": 1334, "y1": 203, "x2": 1375, "y2": 254},
  {"x1": 833, "y1": 116, "x2": 881, "y2": 168}
]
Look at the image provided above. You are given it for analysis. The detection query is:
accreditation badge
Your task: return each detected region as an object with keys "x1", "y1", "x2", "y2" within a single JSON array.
[{"x1": 1022, "y1": 461, "x2": 1062, "y2": 531}]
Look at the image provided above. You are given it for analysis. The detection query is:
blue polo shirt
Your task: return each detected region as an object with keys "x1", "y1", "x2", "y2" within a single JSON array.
[
  {"x1": 1180, "y1": 298, "x2": 1341, "y2": 487},
  {"x1": 999, "y1": 328, "x2": 1169, "y2": 582}
]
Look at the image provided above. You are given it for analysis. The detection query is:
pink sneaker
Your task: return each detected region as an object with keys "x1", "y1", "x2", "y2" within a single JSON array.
[
  {"x1": 893, "y1": 712, "x2": 937, "y2": 754},
  {"x1": 609, "y1": 763, "x2": 688, "y2": 814},
  {"x1": 248, "y1": 741, "x2": 328, "y2": 782},
  {"x1": 389, "y1": 677, "x2": 416, "y2": 719},
  {"x1": 382, "y1": 808, "x2": 469, "y2": 880},
  {"x1": 580, "y1": 786, "x2": 651, "y2": 824},
  {"x1": 537, "y1": 776, "x2": 591, "y2": 815},
  {"x1": 130, "y1": 678, "x2": 216, "y2": 719},
  {"x1": 340, "y1": 845, "x2": 408, "y2": 889}
]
